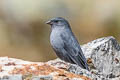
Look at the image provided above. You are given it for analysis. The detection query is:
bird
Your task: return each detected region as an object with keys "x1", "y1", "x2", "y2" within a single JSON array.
[{"x1": 46, "y1": 17, "x2": 89, "y2": 70}]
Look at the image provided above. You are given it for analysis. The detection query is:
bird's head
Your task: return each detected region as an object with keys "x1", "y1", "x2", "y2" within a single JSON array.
[{"x1": 46, "y1": 17, "x2": 70, "y2": 28}]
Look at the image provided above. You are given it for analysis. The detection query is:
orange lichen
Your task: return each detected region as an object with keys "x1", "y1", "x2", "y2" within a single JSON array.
[{"x1": 10, "y1": 64, "x2": 91, "y2": 80}]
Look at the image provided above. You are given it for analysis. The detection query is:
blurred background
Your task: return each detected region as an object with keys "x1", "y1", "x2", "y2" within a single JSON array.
[{"x1": 0, "y1": 0, "x2": 120, "y2": 61}]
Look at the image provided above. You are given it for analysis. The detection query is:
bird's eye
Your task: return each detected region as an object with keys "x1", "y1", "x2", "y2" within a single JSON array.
[{"x1": 54, "y1": 20, "x2": 59, "y2": 23}]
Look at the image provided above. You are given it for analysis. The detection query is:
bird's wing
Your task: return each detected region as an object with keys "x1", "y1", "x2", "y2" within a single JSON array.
[{"x1": 60, "y1": 33, "x2": 89, "y2": 70}]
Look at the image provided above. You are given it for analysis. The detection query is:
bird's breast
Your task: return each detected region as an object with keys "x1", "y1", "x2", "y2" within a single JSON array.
[{"x1": 50, "y1": 29, "x2": 64, "y2": 49}]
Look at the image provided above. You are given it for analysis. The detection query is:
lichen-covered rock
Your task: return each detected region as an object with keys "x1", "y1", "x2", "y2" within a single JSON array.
[
  {"x1": 82, "y1": 36, "x2": 120, "y2": 79},
  {"x1": 48, "y1": 36, "x2": 120, "y2": 80},
  {"x1": 0, "y1": 57, "x2": 90, "y2": 80},
  {"x1": 0, "y1": 36, "x2": 120, "y2": 80}
]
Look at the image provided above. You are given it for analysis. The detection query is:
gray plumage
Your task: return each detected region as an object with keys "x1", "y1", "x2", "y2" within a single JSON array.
[{"x1": 46, "y1": 17, "x2": 89, "y2": 70}]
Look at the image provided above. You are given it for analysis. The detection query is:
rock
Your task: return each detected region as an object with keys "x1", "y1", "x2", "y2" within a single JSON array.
[
  {"x1": 0, "y1": 36, "x2": 120, "y2": 80},
  {"x1": 48, "y1": 36, "x2": 120, "y2": 80},
  {"x1": 82, "y1": 36, "x2": 120, "y2": 79},
  {"x1": 0, "y1": 57, "x2": 90, "y2": 80}
]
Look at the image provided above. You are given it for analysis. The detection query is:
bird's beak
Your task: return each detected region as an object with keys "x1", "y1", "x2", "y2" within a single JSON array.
[{"x1": 46, "y1": 20, "x2": 52, "y2": 25}]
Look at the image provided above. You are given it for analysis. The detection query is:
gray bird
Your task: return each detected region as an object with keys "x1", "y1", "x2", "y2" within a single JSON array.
[{"x1": 46, "y1": 17, "x2": 89, "y2": 70}]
